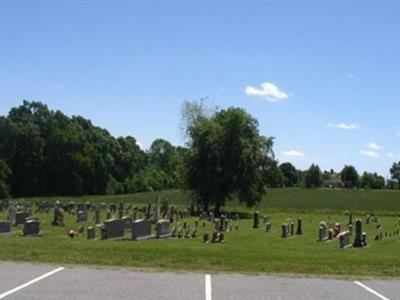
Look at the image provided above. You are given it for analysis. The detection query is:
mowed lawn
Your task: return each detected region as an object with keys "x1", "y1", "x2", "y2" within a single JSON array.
[{"x1": 1, "y1": 188, "x2": 400, "y2": 277}]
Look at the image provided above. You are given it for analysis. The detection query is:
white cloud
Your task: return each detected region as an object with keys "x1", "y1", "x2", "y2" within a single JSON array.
[
  {"x1": 346, "y1": 74, "x2": 356, "y2": 79},
  {"x1": 281, "y1": 150, "x2": 305, "y2": 157},
  {"x1": 368, "y1": 143, "x2": 383, "y2": 150},
  {"x1": 387, "y1": 153, "x2": 395, "y2": 159},
  {"x1": 245, "y1": 81, "x2": 289, "y2": 102},
  {"x1": 326, "y1": 123, "x2": 359, "y2": 130},
  {"x1": 360, "y1": 150, "x2": 379, "y2": 157}
]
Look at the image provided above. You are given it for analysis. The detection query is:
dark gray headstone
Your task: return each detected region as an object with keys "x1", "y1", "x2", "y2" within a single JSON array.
[
  {"x1": 22, "y1": 219, "x2": 41, "y2": 236},
  {"x1": 87, "y1": 226, "x2": 95, "y2": 240},
  {"x1": 77, "y1": 211, "x2": 88, "y2": 224},
  {"x1": 0, "y1": 221, "x2": 11, "y2": 235},
  {"x1": 101, "y1": 219, "x2": 124, "y2": 240},
  {"x1": 132, "y1": 219, "x2": 152, "y2": 241},
  {"x1": 253, "y1": 211, "x2": 260, "y2": 228},
  {"x1": 156, "y1": 219, "x2": 171, "y2": 238},
  {"x1": 296, "y1": 219, "x2": 303, "y2": 235},
  {"x1": 353, "y1": 219, "x2": 366, "y2": 247},
  {"x1": 15, "y1": 211, "x2": 30, "y2": 226}
]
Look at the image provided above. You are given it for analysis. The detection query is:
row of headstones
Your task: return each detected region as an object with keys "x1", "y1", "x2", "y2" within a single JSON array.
[
  {"x1": 319, "y1": 219, "x2": 367, "y2": 248},
  {"x1": 85, "y1": 218, "x2": 173, "y2": 241},
  {"x1": 374, "y1": 230, "x2": 400, "y2": 240},
  {"x1": 0, "y1": 217, "x2": 42, "y2": 236},
  {"x1": 281, "y1": 219, "x2": 303, "y2": 238}
]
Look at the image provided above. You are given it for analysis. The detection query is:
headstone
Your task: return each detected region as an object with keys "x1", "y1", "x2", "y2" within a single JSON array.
[
  {"x1": 339, "y1": 231, "x2": 352, "y2": 249},
  {"x1": 348, "y1": 213, "x2": 353, "y2": 225},
  {"x1": 95, "y1": 209, "x2": 100, "y2": 225},
  {"x1": 318, "y1": 221, "x2": 328, "y2": 241},
  {"x1": 281, "y1": 223, "x2": 290, "y2": 238},
  {"x1": 87, "y1": 226, "x2": 95, "y2": 240},
  {"x1": 101, "y1": 218, "x2": 124, "y2": 240},
  {"x1": 0, "y1": 221, "x2": 11, "y2": 236},
  {"x1": 15, "y1": 211, "x2": 30, "y2": 226},
  {"x1": 22, "y1": 219, "x2": 41, "y2": 236},
  {"x1": 52, "y1": 208, "x2": 65, "y2": 226},
  {"x1": 76, "y1": 211, "x2": 88, "y2": 224},
  {"x1": 156, "y1": 219, "x2": 171, "y2": 238},
  {"x1": 266, "y1": 222, "x2": 272, "y2": 232},
  {"x1": 353, "y1": 219, "x2": 366, "y2": 247},
  {"x1": 132, "y1": 219, "x2": 152, "y2": 241},
  {"x1": 296, "y1": 219, "x2": 303, "y2": 235},
  {"x1": 290, "y1": 222, "x2": 295, "y2": 236},
  {"x1": 253, "y1": 211, "x2": 260, "y2": 228}
]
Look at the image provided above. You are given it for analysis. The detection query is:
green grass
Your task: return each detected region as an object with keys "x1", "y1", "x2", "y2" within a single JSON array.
[{"x1": 1, "y1": 188, "x2": 400, "y2": 277}]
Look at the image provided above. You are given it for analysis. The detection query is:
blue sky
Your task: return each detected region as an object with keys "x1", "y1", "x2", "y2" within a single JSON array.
[{"x1": 1, "y1": 1, "x2": 400, "y2": 176}]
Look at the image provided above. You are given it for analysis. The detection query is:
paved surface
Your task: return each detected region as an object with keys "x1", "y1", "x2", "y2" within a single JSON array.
[{"x1": 0, "y1": 262, "x2": 399, "y2": 299}]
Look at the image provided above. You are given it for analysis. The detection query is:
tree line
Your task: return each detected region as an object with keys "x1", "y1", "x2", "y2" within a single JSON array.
[{"x1": 0, "y1": 101, "x2": 399, "y2": 208}]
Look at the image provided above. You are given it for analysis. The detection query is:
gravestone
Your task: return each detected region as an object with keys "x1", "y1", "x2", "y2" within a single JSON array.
[
  {"x1": 77, "y1": 211, "x2": 88, "y2": 224},
  {"x1": 95, "y1": 209, "x2": 100, "y2": 225},
  {"x1": 290, "y1": 222, "x2": 295, "y2": 236},
  {"x1": 52, "y1": 207, "x2": 65, "y2": 226},
  {"x1": 101, "y1": 219, "x2": 124, "y2": 240},
  {"x1": 132, "y1": 219, "x2": 152, "y2": 241},
  {"x1": 296, "y1": 219, "x2": 303, "y2": 235},
  {"x1": 266, "y1": 222, "x2": 272, "y2": 232},
  {"x1": 156, "y1": 219, "x2": 171, "y2": 238},
  {"x1": 0, "y1": 221, "x2": 11, "y2": 236},
  {"x1": 318, "y1": 222, "x2": 328, "y2": 241},
  {"x1": 348, "y1": 213, "x2": 353, "y2": 225},
  {"x1": 253, "y1": 211, "x2": 260, "y2": 228},
  {"x1": 15, "y1": 211, "x2": 30, "y2": 226},
  {"x1": 22, "y1": 219, "x2": 41, "y2": 236},
  {"x1": 281, "y1": 223, "x2": 290, "y2": 238},
  {"x1": 353, "y1": 219, "x2": 366, "y2": 247},
  {"x1": 87, "y1": 226, "x2": 95, "y2": 240},
  {"x1": 339, "y1": 231, "x2": 352, "y2": 249}
]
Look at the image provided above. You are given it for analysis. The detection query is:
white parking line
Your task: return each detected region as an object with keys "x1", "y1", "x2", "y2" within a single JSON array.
[
  {"x1": 205, "y1": 274, "x2": 212, "y2": 300},
  {"x1": 354, "y1": 281, "x2": 391, "y2": 300},
  {"x1": 0, "y1": 267, "x2": 65, "y2": 299}
]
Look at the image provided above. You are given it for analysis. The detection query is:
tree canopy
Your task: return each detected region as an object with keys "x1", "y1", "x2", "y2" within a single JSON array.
[
  {"x1": 341, "y1": 165, "x2": 359, "y2": 189},
  {"x1": 0, "y1": 101, "x2": 182, "y2": 196},
  {"x1": 183, "y1": 103, "x2": 273, "y2": 214}
]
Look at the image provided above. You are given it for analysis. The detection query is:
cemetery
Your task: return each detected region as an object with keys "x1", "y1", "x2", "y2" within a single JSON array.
[{"x1": 1, "y1": 189, "x2": 400, "y2": 277}]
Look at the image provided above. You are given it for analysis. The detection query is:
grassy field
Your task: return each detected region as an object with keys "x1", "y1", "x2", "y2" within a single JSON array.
[{"x1": 1, "y1": 188, "x2": 400, "y2": 277}]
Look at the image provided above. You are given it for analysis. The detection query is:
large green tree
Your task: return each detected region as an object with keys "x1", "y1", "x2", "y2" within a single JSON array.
[
  {"x1": 0, "y1": 101, "x2": 147, "y2": 196},
  {"x1": 390, "y1": 162, "x2": 400, "y2": 190},
  {"x1": 304, "y1": 164, "x2": 322, "y2": 188},
  {"x1": 341, "y1": 165, "x2": 359, "y2": 189},
  {"x1": 184, "y1": 104, "x2": 272, "y2": 214},
  {"x1": 279, "y1": 162, "x2": 298, "y2": 187},
  {"x1": 360, "y1": 172, "x2": 385, "y2": 189}
]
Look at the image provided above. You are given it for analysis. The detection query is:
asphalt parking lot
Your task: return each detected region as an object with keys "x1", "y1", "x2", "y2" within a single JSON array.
[{"x1": 0, "y1": 262, "x2": 398, "y2": 300}]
